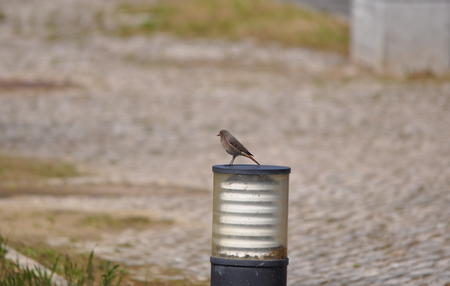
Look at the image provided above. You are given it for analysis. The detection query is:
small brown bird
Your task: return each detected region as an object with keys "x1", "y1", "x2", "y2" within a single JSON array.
[{"x1": 217, "y1": 129, "x2": 260, "y2": 165}]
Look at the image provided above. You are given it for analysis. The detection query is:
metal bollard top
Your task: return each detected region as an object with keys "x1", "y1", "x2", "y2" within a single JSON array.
[{"x1": 212, "y1": 164, "x2": 291, "y2": 175}]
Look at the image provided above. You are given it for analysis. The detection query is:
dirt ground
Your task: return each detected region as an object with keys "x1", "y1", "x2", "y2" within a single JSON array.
[{"x1": 0, "y1": 0, "x2": 449, "y2": 285}]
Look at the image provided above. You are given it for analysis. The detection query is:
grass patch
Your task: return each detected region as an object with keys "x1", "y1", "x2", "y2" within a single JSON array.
[
  {"x1": 0, "y1": 78, "x2": 77, "y2": 92},
  {"x1": 1, "y1": 239, "x2": 130, "y2": 286},
  {"x1": 0, "y1": 264, "x2": 55, "y2": 286},
  {"x1": 1, "y1": 237, "x2": 207, "y2": 286},
  {"x1": 0, "y1": 153, "x2": 81, "y2": 188},
  {"x1": 374, "y1": 70, "x2": 450, "y2": 85},
  {"x1": 0, "y1": 237, "x2": 7, "y2": 259},
  {"x1": 0, "y1": 208, "x2": 174, "y2": 247},
  {"x1": 79, "y1": 213, "x2": 173, "y2": 230},
  {"x1": 0, "y1": 9, "x2": 5, "y2": 23},
  {"x1": 115, "y1": 0, "x2": 349, "y2": 53},
  {"x1": 404, "y1": 70, "x2": 450, "y2": 83}
]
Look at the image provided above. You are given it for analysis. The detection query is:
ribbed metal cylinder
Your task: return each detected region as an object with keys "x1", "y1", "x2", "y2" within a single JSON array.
[{"x1": 212, "y1": 165, "x2": 290, "y2": 260}]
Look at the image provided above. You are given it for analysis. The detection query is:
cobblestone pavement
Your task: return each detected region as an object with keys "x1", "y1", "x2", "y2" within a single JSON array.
[{"x1": 0, "y1": 0, "x2": 449, "y2": 285}]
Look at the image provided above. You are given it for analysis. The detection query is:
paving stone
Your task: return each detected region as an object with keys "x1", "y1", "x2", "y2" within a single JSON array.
[{"x1": 0, "y1": 0, "x2": 449, "y2": 285}]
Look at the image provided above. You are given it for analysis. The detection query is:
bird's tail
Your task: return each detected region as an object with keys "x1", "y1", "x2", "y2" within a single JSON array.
[{"x1": 244, "y1": 154, "x2": 260, "y2": 165}]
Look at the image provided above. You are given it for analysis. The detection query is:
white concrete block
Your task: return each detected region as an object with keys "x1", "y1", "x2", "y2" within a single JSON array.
[{"x1": 351, "y1": 0, "x2": 450, "y2": 74}]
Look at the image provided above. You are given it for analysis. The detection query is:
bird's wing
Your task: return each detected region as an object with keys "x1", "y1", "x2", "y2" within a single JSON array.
[{"x1": 227, "y1": 135, "x2": 253, "y2": 156}]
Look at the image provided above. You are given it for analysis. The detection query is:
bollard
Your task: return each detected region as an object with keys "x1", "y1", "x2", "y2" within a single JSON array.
[{"x1": 211, "y1": 164, "x2": 290, "y2": 286}]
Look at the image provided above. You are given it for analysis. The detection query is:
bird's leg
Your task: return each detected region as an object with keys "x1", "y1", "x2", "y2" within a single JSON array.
[{"x1": 229, "y1": 155, "x2": 236, "y2": 165}]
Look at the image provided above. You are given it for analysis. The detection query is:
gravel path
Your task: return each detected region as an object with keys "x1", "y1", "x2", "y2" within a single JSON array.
[{"x1": 0, "y1": 0, "x2": 449, "y2": 285}]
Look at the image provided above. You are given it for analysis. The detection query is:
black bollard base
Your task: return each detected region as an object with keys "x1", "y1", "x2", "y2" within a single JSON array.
[{"x1": 210, "y1": 257, "x2": 288, "y2": 286}]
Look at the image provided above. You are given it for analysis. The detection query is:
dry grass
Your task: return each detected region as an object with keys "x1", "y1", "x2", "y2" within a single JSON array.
[
  {"x1": 0, "y1": 79, "x2": 77, "y2": 92},
  {"x1": 0, "y1": 153, "x2": 81, "y2": 188},
  {"x1": 116, "y1": 0, "x2": 349, "y2": 54},
  {"x1": 79, "y1": 213, "x2": 173, "y2": 230},
  {"x1": 2, "y1": 240, "x2": 139, "y2": 286},
  {"x1": 0, "y1": 9, "x2": 5, "y2": 23},
  {"x1": 0, "y1": 208, "x2": 173, "y2": 243},
  {"x1": 2, "y1": 238, "x2": 206, "y2": 286}
]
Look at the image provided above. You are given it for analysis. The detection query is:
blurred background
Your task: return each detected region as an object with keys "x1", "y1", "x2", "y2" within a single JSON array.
[{"x1": 0, "y1": 0, "x2": 449, "y2": 285}]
